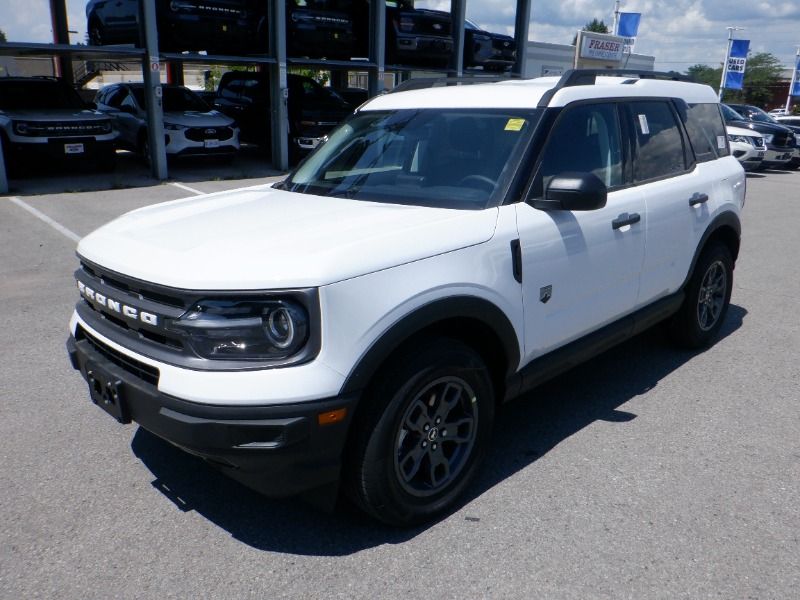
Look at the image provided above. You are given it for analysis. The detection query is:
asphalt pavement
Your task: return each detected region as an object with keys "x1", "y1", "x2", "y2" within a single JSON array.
[{"x1": 1, "y1": 169, "x2": 798, "y2": 599}]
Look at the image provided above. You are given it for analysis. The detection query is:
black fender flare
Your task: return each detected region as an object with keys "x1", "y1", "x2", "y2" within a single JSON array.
[
  {"x1": 682, "y1": 211, "x2": 742, "y2": 289},
  {"x1": 339, "y1": 296, "x2": 521, "y2": 395}
]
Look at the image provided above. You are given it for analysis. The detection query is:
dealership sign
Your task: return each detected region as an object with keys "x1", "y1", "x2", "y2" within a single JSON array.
[
  {"x1": 579, "y1": 32, "x2": 625, "y2": 63},
  {"x1": 723, "y1": 39, "x2": 750, "y2": 90}
]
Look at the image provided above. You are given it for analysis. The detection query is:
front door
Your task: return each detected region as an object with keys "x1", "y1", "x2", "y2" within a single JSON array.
[{"x1": 515, "y1": 101, "x2": 646, "y2": 365}]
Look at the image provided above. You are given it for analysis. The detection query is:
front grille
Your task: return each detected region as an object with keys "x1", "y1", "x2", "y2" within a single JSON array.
[
  {"x1": 81, "y1": 261, "x2": 186, "y2": 308},
  {"x1": 76, "y1": 324, "x2": 160, "y2": 386},
  {"x1": 773, "y1": 132, "x2": 793, "y2": 148},
  {"x1": 19, "y1": 121, "x2": 111, "y2": 137},
  {"x1": 185, "y1": 126, "x2": 234, "y2": 142}
]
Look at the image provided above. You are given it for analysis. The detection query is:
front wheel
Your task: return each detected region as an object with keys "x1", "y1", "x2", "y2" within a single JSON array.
[
  {"x1": 346, "y1": 338, "x2": 495, "y2": 526},
  {"x1": 670, "y1": 242, "x2": 733, "y2": 348}
]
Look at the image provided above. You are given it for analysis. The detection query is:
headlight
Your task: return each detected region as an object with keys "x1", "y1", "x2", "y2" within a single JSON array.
[
  {"x1": 764, "y1": 134, "x2": 774, "y2": 144},
  {"x1": 728, "y1": 135, "x2": 749, "y2": 144},
  {"x1": 164, "y1": 123, "x2": 184, "y2": 131},
  {"x1": 167, "y1": 298, "x2": 309, "y2": 360},
  {"x1": 13, "y1": 121, "x2": 30, "y2": 135},
  {"x1": 170, "y1": 1, "x2": 194, "y2": 11}
]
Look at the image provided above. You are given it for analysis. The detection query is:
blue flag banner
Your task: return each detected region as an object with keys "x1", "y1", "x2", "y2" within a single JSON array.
[
  {"x1": 791, "y1": 57, "x2": 800, "y2": 97},
  {"x1": 724, "y1": 39, "x2": 749, "y2": 90},
  {"x1": 617, "y1": 12, "x2": 641, "y2": 52},
  {"x1": 617, "y1": 13, "x2": 641, "y2": 38}
]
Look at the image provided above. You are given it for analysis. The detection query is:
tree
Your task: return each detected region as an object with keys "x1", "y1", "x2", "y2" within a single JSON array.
[
  {"x1": 686, "y1": 52, "x2": 784, "y2": 106},
  {"x1": 0, "y1": 29, "x2": 7, "y2": 43},
  {"x1": 572, "y1": 19, "x2": 610, "y2": 45},
  {"x1": 686, "y1": 64, "x2": 721, "y2": 90}
]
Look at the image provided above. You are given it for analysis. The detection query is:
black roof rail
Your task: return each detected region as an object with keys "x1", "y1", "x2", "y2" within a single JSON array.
[
  {"x1": 388, "y1": 75, "x2": 523, "y2": 94},
  {"x1": 537, "y1": 68, "x2": 691, "y2": 108}
]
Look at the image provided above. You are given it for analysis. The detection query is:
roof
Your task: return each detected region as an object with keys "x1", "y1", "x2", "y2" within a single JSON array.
[{"x1": 362, "y1": 74, "x2": 718, "y2": 112}]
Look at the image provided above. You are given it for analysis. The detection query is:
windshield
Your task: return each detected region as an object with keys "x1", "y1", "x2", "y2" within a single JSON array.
[
  {"x1": 0, "y1": 80, "x2": 86, "y2": 110},
  {"x1": 746, "y1": 106, "x2": 778, "y2": 124},
  {"x1": 721, "y1": 104, "x2": 745, "y2": 122},
  {"x1": 132, "y1": 86, "x2": 210, "y2": 112},
  {"x1": 283, "y1": 108, "x2": 540, "y2": 209}
]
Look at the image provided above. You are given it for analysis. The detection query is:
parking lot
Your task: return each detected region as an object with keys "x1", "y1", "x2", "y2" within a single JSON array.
[{"x1": 1, "y1": 169, "x2": 798, "y2": 598}]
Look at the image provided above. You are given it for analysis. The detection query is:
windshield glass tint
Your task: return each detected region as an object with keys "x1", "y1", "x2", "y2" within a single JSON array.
[
  {"x1": 0, "y1": 81, "x2": 85, "y2": 110},
  {"x1": 285, "y1": 109, "x2": 539, "y2": 209},
  {"x1": 721, "y1": 104, "x2": 745, "y2": 121},
  {"x1": 132, "y1": 86, "x2": 209, "y2": 112}
]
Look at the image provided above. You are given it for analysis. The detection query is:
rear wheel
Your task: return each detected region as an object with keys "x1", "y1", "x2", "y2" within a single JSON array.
[
  {"x1": 670, "y1": 242, "x2": 733, "y2": 348},
  {"x1": 346, "y1": 338, "x2": 494, "y2": 526}
]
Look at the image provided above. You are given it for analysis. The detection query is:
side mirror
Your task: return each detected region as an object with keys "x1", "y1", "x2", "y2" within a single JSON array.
[{"x1": 530, "y1": 172, "x2": 608, "y2": 211}]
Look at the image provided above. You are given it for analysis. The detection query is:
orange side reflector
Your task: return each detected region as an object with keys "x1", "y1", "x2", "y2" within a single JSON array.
[{"x1": 318, "y1": 408, "x2": 347, "y2": 426}]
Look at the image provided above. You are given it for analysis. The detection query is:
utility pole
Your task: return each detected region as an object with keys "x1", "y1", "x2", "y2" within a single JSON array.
[
  {"x1": 718, "y1": 26, "x2": 745, "y2": 102},
  {"x1": 785, "y1": 46, "x2": 799, "y2": 114},
  {"x1": 612, "y1": 0, "x2": 621, "y2": 35}
]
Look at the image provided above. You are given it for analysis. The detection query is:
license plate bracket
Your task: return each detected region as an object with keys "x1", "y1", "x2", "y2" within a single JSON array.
[
  {"x1": 86, "y1": 362, "x2": 130, "y2": 424},
  {"x1": 204, "y1": 139, "x2": 220, "y2": 148},
  {"x1": 64, "y1": 143, "x2": 85, "y2": 154}
]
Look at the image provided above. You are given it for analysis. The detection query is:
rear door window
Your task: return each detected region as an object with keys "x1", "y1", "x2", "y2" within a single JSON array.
[{"x1": 627, "y1": 101, "x2": 688, "y2": 182}]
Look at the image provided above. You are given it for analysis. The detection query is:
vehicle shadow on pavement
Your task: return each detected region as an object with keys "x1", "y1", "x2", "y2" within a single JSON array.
[{"x1": 131, "y1": 304, "x2": 746, "y2": 556}]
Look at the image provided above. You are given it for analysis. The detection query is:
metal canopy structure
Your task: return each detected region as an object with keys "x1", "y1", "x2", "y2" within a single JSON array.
[{"x1": 0, "y1": 0, "x2": 534, "y2": 194}]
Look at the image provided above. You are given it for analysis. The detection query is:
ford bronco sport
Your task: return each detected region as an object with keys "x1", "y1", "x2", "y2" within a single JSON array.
[{"x1": 67, "y1": 70, "x2": 744, "y2": 526}]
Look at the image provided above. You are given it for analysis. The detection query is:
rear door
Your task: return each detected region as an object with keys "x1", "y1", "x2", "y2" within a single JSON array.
[{"x1": 626, "y1": 100, "x2": 719, "y2": 304}]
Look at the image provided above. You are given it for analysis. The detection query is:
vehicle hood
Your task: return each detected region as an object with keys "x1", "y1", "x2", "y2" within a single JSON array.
[
  {"x1": 726, "y1": 118, "x2": 791, "y2": 135},
  {"x1": 0, "y1": 108, "x2": 108, "y2": 121},
  {"x1": 727, "y1": 125, "x2": 761, "y2": 137},
  {"x1": 77, "y1": 185, "x2": 499, "y2": 290},
  {"x1": 163, "y1": 110, "x2": 234, "y2": 127}
]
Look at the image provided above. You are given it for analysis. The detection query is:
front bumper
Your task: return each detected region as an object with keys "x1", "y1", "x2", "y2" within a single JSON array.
[
  {"x1": 67, "y1": 332, "x2": 357, "y2": 499},
  {"x1": 730, "y1": 141, "x2": 764, "y2": 171},
  {"x1": 762, "y1": 145, "x2": 794, "y2": 168},
  {"x1": 393, "y1": 34, "x2": 453, "y2": 65}
]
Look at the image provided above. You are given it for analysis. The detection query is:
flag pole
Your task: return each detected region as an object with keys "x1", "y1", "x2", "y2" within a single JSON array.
[
  {"x1": 785, "y1": 46, "x2": 800, "y2": 114},
  {"x1": 612, "y1": 0, "x2": 621, "y2": 35}
]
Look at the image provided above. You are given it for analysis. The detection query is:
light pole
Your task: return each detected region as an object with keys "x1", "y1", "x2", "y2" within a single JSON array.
[
  {"x1": 719, "y1": 26, "x2": 745, "y2": 101},
  {"x1": 612, "y1": 0, "x2": 621, "y2": 36},
  {"x1": 785, "y1": 46, "x2": 800, "y2": 114}
]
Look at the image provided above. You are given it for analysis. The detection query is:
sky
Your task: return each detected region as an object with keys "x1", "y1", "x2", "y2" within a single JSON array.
[{"x1": 1, "y1": 0, "x2": 798, "y2": 73}]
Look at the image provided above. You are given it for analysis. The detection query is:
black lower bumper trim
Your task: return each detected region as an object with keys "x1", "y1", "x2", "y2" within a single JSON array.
[{"x1": 67, "y1": 334, "x2": 358, "y2": 499}]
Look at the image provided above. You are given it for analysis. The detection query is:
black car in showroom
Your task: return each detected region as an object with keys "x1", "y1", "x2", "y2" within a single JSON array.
[
  {"x1": 462, "y1": 17, "x2": 516, "y2": 71},
  {"x1": 0, "y1": 77, "x2": 117, "y2": 175},
  {"x1": 721, "y1": 104, "x2": 796, "y2": 169},
  {"x1": 85, "y1": 0, "x2": 267, "y2": 53},
  {"x1": 286, "y1": 0, "x2": 355, "y2": 59},
  {"x1": 212, "y1": 72, "x2": 352, "y2": 161}
]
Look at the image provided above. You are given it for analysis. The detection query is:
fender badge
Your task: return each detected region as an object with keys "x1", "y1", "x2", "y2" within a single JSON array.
[{"x1": 539, "y1": 285, "x2": 552, "y2": 304}]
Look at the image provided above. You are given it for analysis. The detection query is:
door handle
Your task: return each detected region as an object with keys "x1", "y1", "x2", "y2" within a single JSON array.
[
  {"x1": 612, "y1": 212, "x2": 641, "y2": 230},
  {"x1": 689, "y1": 192, "x2": 709, "y2": 206}
]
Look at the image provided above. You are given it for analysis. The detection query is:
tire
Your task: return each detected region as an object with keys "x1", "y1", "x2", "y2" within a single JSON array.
[
  {"x1": 670, "y1": 242, "x2": 733, "y2": 348},
  {"x1": 346, "y1": 337, "x2": 495, "y2": 526}
]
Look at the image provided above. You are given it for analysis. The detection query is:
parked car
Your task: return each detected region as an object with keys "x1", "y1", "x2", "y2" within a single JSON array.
[
  {"x1": 773, "y1": 115, "x2": 800, "y2": 169},
  {"x1": 212, "y1": 72, "x2": 351, "y2": 160},
  {"x1": 726, "y1": 125, "x2": 765, "y2": 171},
  {"x1": 68, "y1": 70, "x2": 744, "y2": 525},
  {"x1": 95, "y1": 83, "x2": 239, "y2": 160},
  {"x1": 0, "y1": 77, "x2": 116, "y2": 175},
  {"x1": 721, "y1": 104, "x2": 795, "y2": 169},
  {"x1": 286, "y1": 0, "x2": 355, "y2": 59},
  {"x1": 768, "y1": 108, "x2": 788, "y2": 116},
  {"x1": 85, "y1": 0, "x2": 267, "y2": 53},
  {"x1": 463, "y1": 18, "x2": 516, "y2": 71}
]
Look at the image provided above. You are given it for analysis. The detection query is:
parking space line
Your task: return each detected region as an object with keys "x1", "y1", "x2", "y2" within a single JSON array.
[
  {"x1": 5, "y1": 196, "x2": 81, "y2": 243},
  {"x1": 169, "y1": 182, "x2": 205, "y2": 196}
]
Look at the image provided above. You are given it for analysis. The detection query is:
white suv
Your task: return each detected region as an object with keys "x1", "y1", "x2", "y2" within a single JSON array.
[{"x1": 67, "y1": 70, "x2": 745, "y2": 525}]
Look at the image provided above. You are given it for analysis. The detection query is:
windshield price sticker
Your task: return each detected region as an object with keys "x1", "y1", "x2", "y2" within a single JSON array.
[{"x1": 504, "y1": 118, "x2": 526, "y2": 132}]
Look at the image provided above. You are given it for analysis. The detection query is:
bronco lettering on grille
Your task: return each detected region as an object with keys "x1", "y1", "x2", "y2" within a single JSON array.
[{"x1": 77, "y1": 280, "x2": 159, "y2": 326}]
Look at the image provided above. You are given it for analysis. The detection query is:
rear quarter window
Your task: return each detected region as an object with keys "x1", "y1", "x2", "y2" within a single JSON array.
[
  {"x1": 628, "y1": 101, "x2": 688, "y2": 182},
  {"x1": 679, "y1": 102, "x2": 730, "y2": 162}
]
